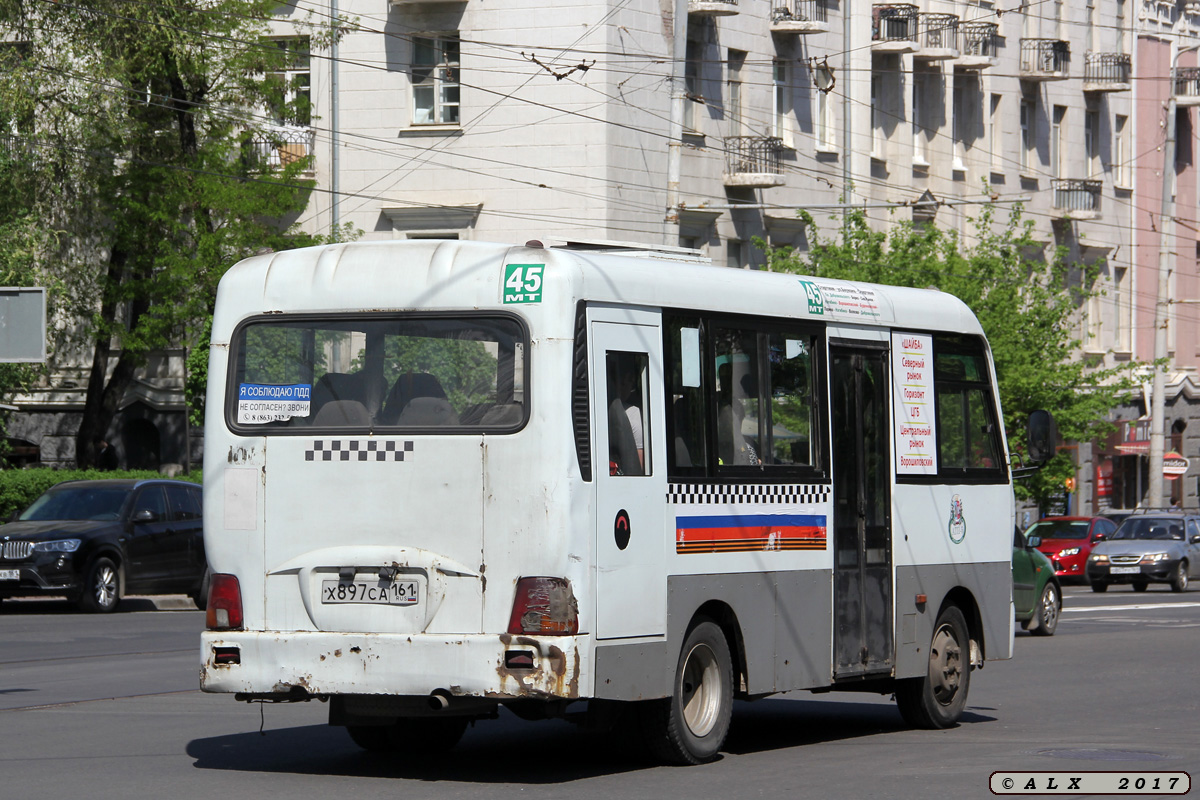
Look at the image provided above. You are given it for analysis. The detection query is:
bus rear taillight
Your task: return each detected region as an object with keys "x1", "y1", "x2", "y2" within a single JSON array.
[
  {"x1": 206, "y1": 573, "x2": 244, "y2": 631},
  {"x1": 508, "y1": 577, "x2": 578, "y2": 635}
]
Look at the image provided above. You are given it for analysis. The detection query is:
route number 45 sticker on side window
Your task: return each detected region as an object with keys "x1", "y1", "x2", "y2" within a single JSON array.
[{"x1": 503, "y1": 264, "x2": 545, "y2": 304}]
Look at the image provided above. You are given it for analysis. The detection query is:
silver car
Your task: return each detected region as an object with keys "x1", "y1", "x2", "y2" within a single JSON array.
[{"x1": 1086, "y1": 513, "x2": 1200, "y2": 593}]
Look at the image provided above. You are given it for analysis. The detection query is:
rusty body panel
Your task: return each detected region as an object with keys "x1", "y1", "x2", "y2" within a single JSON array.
[{"x1": 200, "y1": 631, "x2": 587, "y2": 701}]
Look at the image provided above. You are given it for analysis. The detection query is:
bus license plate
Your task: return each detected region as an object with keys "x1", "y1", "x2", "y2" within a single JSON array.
[
  {"x1": 321, "y1": 579, "x2": 419, "y2": 605},
  {"x1": 0, "y1": 569, "x2": 18, "y2": 581},
  {"x1": 1109, "y1": 566, "x2": 1141, "y2": 575}
]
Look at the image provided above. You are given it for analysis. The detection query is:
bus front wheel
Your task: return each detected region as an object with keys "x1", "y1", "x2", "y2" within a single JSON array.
[
  {"x1": 895, "y1": 605, "x2": 971, "y2": 729},
  {"x1": 640, "y1": 618, "x2": 733, "y2": 765}
]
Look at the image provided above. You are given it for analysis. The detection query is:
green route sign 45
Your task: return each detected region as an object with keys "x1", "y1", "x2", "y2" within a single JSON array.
[{"x1": 503, "y1": 264, "x2": 544, "y2": 304}]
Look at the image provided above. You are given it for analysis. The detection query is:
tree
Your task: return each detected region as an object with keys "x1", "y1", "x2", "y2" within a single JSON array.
[
  {"x1": 759, "y1": 204, "x2": 1139, "y2": 509},
  {"x1": 0, "y1": 1, "x2": 352, "y2": 467},
  {"x1": 0, "y1": 97, "x2": 54, "y2": 462}
]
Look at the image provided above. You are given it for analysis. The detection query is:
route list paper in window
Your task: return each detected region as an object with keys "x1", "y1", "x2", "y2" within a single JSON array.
[{"x1": 892, "y1": 333, "x2": 937, "y2": 476}]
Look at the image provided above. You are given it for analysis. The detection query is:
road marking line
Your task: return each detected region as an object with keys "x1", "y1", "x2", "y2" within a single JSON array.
[{"x1": 1064, "y1": 602, "x2": 1200, "y2": 613}]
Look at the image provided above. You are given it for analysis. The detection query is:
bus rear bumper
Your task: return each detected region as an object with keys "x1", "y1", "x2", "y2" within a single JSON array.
[{"x1": 200, "y1": 630, "x2": 586, "y2": 701}]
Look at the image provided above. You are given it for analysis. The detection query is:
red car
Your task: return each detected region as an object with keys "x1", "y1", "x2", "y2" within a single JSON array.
[{"x1": 1024, "y1": 516, "x2": 1118, "y2": 583}]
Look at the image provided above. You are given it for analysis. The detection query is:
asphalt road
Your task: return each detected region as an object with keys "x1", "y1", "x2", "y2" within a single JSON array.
[{"x1": 1, "y1": 586, "x2": 1197, "y2": 799}]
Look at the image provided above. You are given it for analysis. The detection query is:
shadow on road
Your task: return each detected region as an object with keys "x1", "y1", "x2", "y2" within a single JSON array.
[
  {"x1": 187, "y1": 697, "x2": 996, "y2": 781},
  {"x1": 723, "y1": 697, "x2": 994, "y2": 756}
]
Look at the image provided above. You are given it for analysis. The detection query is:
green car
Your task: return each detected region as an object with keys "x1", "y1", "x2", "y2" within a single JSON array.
[{"x1": 1013, "y1": 527, "x2": 1062, "y2": 636}]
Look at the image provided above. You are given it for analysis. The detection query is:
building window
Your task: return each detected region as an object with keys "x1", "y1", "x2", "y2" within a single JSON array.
[
  {"x1": 952, "y1": 70, "x2": 978, "y2": 172},
  {"x1": 989, "y1": 93, "x2": 1002, "y2": 172},
  {"x1": 1114, "y1": 265, "x2": 1130, "y2": 351},
  {"x1": 1085, "y1": 106, "x2": 1100, "y2": 177},
  {"x1": 871, "y1": 72, "x2": 883, "y2": 159},
  {"x1": 727, "y1": 49, "x2": 744, "y2": 135},
  {"x1": 1087, "y1": 262, "x2": 1111, "y2": 347},
  {"x1": 817, "y1": 87, "x2": 836, "y2": 150},
  {"x1": 1020, "y1": 94, "x2": 1036, "y2": 172},
  {"x1": 912, "y1": 70, "x2": 928, "y2": 166},
  {"x1": 266, "y1": 37, "x2": 311, "y2": 126},
  {"x1": 1051, "y1": 104, "x2": 1066, "y2": 178},
  {"x1": 1085, "y1": 0, "x2": 1096, "y2": 53},
  {"x1": 1116, "y1": 0, "x2": 1128, "y2": 53},
  {"x1": 726, "y1": 239, "x2": 745, "y2": 269},
  {"x1": 412, "y1": 35, "x2": 460, "y2": 126},
  {"x1": 1114, "y1": 114, "x2": 1130, "y2": 187},
  {"x1": 684, "y1": 24, "x2": 705, "y2": 132},
  {"x1": 772, "y1": 60, "x2": 789, "y2": 141},
  {"x1": 965, "y1": 0, "x2": 994, "y2": 20}
]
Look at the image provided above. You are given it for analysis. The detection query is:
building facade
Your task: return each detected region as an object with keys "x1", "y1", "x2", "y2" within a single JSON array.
[{"x1": 8, "y1": 0, "x2": 1200, "y2": 502}]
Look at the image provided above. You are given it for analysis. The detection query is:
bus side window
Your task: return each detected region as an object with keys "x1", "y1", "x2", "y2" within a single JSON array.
[
  {"x1": 607, "y1": 352, "x2": 649, "y2": 476},
  {"x1": 933, "y1": 336, "x2": 1004, "y2": 477},
  {"x1": 714, "y1": 329, "x2": 760, "y2": 467},
  {"x1": 768, "y1": 333, "x2": 813, "y2": 466},
  {"x1": 666, "y1": 319, "x2": 706, "y2": 473}
]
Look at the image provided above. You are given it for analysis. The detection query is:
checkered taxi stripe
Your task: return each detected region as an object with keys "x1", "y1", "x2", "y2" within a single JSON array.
[
  {"x1": 306, "y1": 440, "x2": 414, "y2": 461},
  {"x1": 666, "y1": 482, "x2": 830, "y2": 505}
]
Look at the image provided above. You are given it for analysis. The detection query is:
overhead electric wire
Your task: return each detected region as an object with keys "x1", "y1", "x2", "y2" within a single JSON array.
[{"x1": 14, "y1": 0, "x2": 1200, "y2": 260}]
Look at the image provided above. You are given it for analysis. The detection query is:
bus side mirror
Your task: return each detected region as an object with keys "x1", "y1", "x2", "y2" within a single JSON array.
[
  {"x1": 1027, "y1": 410, "x2": 1057, "y2": 463},
  {"x1": 1026, "y1": 535, "x2": 1042, "y2": 548}
]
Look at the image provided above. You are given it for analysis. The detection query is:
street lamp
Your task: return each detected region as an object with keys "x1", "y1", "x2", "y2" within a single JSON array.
[{"x1": 1148, "y1": 41, "x2": 1200, "y2": 509}]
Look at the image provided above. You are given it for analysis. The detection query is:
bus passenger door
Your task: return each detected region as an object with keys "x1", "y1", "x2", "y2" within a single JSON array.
[
  {"x1": 831, "y1": 343, "x2": 893, "y2": 678},
  {"x1": 591, "y1": 314, "x2": 667, "y2": 640}
]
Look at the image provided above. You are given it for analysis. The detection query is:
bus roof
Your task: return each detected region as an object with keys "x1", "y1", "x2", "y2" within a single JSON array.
[{"x1": 211, "y1": 240, "x2": 983, "y2": 339}]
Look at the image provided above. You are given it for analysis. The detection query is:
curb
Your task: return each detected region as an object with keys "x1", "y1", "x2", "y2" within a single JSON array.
[
  {"x1": 2, "y1": 594, "x2": 200, "y2": 612},
  {"x1": 126, "y1": 594, "x2": 199, "y2": 611}
]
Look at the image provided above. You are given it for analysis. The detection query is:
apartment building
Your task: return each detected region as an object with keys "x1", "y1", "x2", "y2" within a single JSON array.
[{"x1": 8, "y1": 0, "x2": 1200, "y2": 506}]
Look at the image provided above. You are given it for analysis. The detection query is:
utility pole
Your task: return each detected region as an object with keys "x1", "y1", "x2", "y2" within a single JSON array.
[
  {"x1": 330, "y1": 0, "x2": 340, "y2": 238},
  {"x1": 664, "y1": 0, "x2": 688, "y2": 236},
  {"x1": 1149, "y1": 42, "x2": 1199, "y2": 508}
]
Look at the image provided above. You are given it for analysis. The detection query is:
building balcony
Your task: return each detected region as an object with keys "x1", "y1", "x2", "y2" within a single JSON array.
[
  {"x1": 248, "y1": 127, "x2": 315, "y2": 173},
  {"x1": 872, "y1": 4, "x2": 919, "y2": 53},
  {"x1": 723, "y1": 136, "x2": 785, "y2": 188},
  {"x1": 957, "y1": 22, "x2": 998, "y2": 68},
  {"x1": 1051, "y1": 178, "x2": 1101, "y2": 219},
  {"x1": 770, "y1": 0, "x2": 829, "y2": 34},
  {"x1": 0, "y1": 133, "x2": 36, "y2": 167},
  {"x1": 1020, "y1": 39, "x2": 1070, "y2": 80},
  {"x1": 1175, "y1": 66, "x2": 1200, "y2": 107},
  {"x1": 1083, "y1": 52, "x2": 1131, "y2": 92},
  {"x1": 689, "y1": 0, "x2": 738, "y2": 16},
  {"x1": 914, "y1": 13, "x2": 959, "y2": 60}
]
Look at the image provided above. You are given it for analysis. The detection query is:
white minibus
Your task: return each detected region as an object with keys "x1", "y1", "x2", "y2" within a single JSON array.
[{"x1": 200, "y1": 239, "x2": 1047, "y2": 764}]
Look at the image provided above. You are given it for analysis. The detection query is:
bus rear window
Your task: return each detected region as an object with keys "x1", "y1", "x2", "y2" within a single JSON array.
[{"x1": 228, "y1": 314, "x2": 527, "y2": 433}]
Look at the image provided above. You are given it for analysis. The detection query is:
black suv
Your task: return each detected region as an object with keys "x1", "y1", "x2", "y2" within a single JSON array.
[{"x1": 0, "y1": 479, "x2": 206, "y2": 612}]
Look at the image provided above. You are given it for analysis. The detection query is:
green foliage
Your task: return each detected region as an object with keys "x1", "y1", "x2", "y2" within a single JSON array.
[
  {"x1": 0, "y1": 151, "x2": 54, "y2": 451},
  {"x1": 0, "y1": 0, "x2": 358, "y2": 460},
  {"x1": 380, "y1": 337, "x2": 501, "y2": 413},
  {"x1": 758, "y1": 204, "x2": 1139, "y2": 510},
  {"x1": 185, "y1": 317, "x2": 212, "y2": 429},
  {"x1": 0, "y1": 468, "x2": 202, "y2": 519}
]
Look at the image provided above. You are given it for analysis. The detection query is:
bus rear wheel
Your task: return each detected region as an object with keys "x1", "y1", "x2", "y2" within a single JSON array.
[
  {"x1": 640, "y1": 618, "x2": 733, "y2": 765},
  {"x1": 896, "y1": 605, "x2": 971, "y2": 729},
  {"x1": 346, "y1": 716, "x2": 468, "y2": 755}
]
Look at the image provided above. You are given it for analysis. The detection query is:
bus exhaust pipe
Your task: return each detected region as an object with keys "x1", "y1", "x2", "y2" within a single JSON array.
[{"x1": 428, "y1": 690, "x2": 451, "y2": 711}]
